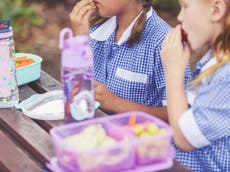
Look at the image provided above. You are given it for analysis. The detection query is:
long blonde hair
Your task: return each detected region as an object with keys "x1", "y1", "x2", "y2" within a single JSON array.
[
  {"x1": 192, "y1": 2, "x2": 230, "y2": 85},
  {"x1": 89, "y1": 0, "x2": 153, "y2": 46}
]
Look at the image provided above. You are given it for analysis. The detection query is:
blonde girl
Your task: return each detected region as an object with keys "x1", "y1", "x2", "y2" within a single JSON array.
[{"x1": 161, "y1": 0, "x2": 230, "y2": 171}]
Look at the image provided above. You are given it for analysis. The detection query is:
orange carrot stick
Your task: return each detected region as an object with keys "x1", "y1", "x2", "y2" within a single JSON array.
[{"x1": 128, "y1": 114, "x2": 136, "y2": 127}]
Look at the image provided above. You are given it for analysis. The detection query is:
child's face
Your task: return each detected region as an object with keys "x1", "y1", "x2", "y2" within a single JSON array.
[
  {"x1": 93, "y1": 0, "x2": 137, "y2": 17},
  {"x1": 177, "y1": 0, "x2": 214, "y2": 51}
]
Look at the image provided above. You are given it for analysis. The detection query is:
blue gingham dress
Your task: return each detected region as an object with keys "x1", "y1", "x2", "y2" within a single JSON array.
[
  {"x1": 175, "y1": 55, "x2": 230, "y2": 172},
  {"x1": 90, "y1": 10, "x2": 171, "y2": 106}
]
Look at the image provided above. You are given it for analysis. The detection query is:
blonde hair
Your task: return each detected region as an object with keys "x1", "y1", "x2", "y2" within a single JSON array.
[
  {"x1": 89, "y1": 0, "x2": 153, "y2": 46},
  {"x1": 192, "y1": 3, "x2": 230, "y2": 85}
]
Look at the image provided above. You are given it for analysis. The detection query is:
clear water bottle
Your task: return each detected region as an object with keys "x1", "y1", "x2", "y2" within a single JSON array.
[
  {"x1": 59, "y1": 28, "x2": 95, "y2": 122},
  {"x1": 0, "y1": 19, "x2": 19, "y2": 108}
]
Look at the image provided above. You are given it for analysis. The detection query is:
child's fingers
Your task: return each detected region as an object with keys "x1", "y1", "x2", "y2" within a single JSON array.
[
  {"x1": 174, "y1": 25, "x2": 183, "y2": 45},
  {"x1": 72, "y1": 0, "x2": 93, "y2": 12},
  {"x1": 162, "y1": 29, "x2": 173, "y2": 48},
  {"x1": 81, "y1": 9, "x2": 95, "y2": 24},
  {"x1": 78, "y1": 5, "x2": 95, "y2": 22},
  {"x1": 70, "y1": 0, "x2": 95, "y2": 23}
]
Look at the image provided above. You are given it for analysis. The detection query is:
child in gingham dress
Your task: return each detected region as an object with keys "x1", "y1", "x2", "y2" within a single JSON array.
[
  {"x1": 161, "y1": 0, "x2": 230, "y2": 171},
  {"x1": 69, "y1": 0, "x2": 180, "y2": 121}
]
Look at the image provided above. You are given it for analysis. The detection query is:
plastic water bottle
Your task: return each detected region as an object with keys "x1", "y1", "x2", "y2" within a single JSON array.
[
  {"x1": 0, "y1": 19, "x2": 19, "y2": 108},
  {"x1": 59, "y1": 28, "x2": 95, "y2": 122}
]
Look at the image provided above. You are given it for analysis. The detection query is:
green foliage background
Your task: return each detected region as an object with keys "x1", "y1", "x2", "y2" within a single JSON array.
[
  {"x1": 0, "y1": 0, "x2": 42, "y2": 35},
  {"x1": 0, "y1": 0, "x2": 179, "y2": 33}
]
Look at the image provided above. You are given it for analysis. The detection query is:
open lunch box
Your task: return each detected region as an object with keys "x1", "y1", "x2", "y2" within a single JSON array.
[
  {"x1": 47, "y1": 111, "x2": 175, "y2": 172},
  {"x1": 15, "y1": 53, "x2": 42, "y2": 86}
]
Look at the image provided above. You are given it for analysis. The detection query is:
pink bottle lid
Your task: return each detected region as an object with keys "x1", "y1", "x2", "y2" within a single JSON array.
[{"x1": 59, "y1": 28, "x2": 93, "y2": 69}]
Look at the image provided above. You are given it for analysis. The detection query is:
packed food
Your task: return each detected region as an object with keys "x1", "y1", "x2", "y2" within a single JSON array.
[
  {"x1": 16, "y1": 56, "x2": 34, "y2": 68},
  {"x1": 49, "y1": 112, "x2": 174, "y2": 171},
  {"x1": 181, "y1": 28, "x2": 188, "y2": 43},
  {"x1": 89, "y1": 1, "x2": 95, "y2": 7},
  {"x1": 64, "y1": 124, "x2": 117, "y2": 152}
]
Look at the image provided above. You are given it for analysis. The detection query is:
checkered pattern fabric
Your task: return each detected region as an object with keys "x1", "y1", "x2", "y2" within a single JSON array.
[
  {"x1": 90, "y1": 11, "x2": 172, "y2": 106},
  {"x1": 175, "y1": 60, "x2": 230, "y2": 172}
]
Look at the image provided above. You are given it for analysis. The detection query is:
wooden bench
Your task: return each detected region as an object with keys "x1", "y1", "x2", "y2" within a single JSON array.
[{"x1": 0, "y1": 71, "x2": 191, "y2": 172}]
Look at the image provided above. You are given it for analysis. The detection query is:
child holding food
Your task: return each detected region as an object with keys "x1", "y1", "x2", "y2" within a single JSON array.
[
  {"x1": 70, "y1": 0, "x2": 179, "y2": 120},
  {"x1": 161, "y1": 0, "x2": 230, "y2": 171}
]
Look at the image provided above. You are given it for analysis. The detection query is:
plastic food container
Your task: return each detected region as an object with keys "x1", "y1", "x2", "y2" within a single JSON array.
[
  {"x1": 50, "y1": 118, "x2": 134, "y2": 172},
  {"x1": 15, "y1": 52, "x2": 42, "y2": 86},
  {"x1": 109, "y1": 112, "x2": 174, "y2": 165},
  {"x1": 49, "y1": 111, "x2": 174, "y2": 172},
  {"x1": 21, "y1": 90, "x2": 64, "y2": 120}
]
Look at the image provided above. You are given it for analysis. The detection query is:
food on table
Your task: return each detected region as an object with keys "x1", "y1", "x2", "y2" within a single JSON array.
[
  {"x1": 64, "y1": 124, "x2": 117, "y2": 152},
  {"x1": 16, "y1": 56, "x2": 34, "y2": 68},
  {"x1": 128, "y1": 114, "x2": 136, "y2": 127},
  {"x1": 127, "y1": 115, "x2": 167, "y2": 137},
  {"x1": 126, "y1": 115, "x2": 169, "y2": 161}
]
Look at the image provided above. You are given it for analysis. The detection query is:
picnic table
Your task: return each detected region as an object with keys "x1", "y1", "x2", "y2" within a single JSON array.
[{"x1": 0, "y1": 70, "x2": 192, "y2": 172}]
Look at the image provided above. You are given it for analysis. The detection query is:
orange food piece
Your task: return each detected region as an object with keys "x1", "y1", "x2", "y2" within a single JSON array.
[
  {"x1": 16, "y1": 56, "x2": 34, "y2": 69},
  {"x1": 128, "y1": 114, "x2": 136, "y2": 127}
]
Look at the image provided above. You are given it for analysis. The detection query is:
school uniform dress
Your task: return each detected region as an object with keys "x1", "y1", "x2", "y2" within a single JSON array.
[
  {"x1": 175, "y1": 50, "x2": 230, "y2": 172},
  {"x1": 90, "y1": 9, "x2": 171, "y2": 106}
]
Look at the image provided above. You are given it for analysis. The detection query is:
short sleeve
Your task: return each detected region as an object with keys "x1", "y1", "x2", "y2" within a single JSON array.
[{"x1": 192, "y1": 78, "x2": 230, "y2": 142}]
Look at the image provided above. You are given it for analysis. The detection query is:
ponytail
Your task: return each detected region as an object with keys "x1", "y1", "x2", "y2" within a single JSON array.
[{"x1": 129, "y1": 0, "x2": 153, "y2": 46}]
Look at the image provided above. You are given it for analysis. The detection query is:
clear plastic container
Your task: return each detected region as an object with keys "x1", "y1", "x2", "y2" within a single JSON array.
[
  {"x1": 50, "y1": 118, "x2": 135, "y2": 172},
  {"x1": 109, "y1": 112, "x2": 174, "y2": 165},
  {"x1": 49, "y1": 111, "x2": 174, "y2": 172},
  {"x1": 15, "y1": 52, "x2": 42, "y2": 86},
  {"x1": 21, "y1": 90, "x2": 64, "y2": 120},
  {"x1": 59, "y1": 28, "x2": 95, "y2": 122}
]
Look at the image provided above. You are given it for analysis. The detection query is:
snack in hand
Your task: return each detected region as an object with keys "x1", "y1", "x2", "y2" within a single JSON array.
[
  {"x1": 181, "y1": 28, "x2": 188, "y2": 43},
  {"x1": 89, "y1": 1, "x2": 96, "y2": 7}
]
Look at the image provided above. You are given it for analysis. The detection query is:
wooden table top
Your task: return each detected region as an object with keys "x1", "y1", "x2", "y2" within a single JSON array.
[{"x1": 0, "y1": 71, "x2": 192, "y2": 172}]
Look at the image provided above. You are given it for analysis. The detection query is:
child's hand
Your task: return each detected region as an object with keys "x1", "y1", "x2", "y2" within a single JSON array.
[
  {"x1": 161, "y1": 25, "x2": 190, "y2": 76},
  {"x1": 70, "y1": 0, "x2": 96, "y2": 35},
  {"x1": 94, "y1": 80, "x2": 117, "y2": 112}
]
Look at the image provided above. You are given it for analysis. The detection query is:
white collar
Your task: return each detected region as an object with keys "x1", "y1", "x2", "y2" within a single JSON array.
[
  {"x1": 201, "y1": 57, "x2": 217, "y2": 72},
  {"x1": 90, "y1": 8, "x2": 153, "y2": 45},
  {"x1": 200, "y1": 50, "x2": 216, "y2": 72}
]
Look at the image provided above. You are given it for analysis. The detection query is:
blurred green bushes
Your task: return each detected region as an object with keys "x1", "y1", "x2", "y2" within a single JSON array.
[
  {"x1": 0, "y1": 0, "x2": 42, "y2": 37},
  {"x1": 0, "y1": 0, "x2": 179, "y2": 37},
  {"x1": 0, "y1": 0, "x2": 179, "y2": 28}
]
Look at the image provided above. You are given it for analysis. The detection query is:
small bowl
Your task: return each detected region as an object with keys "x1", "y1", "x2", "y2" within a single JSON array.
[{"x1": 15, "y1": 52, "x2": 43, "y2": 86}]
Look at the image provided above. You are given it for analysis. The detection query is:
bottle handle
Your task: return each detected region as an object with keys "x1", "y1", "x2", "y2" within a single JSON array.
[{"x1": 59, "y1": 28, "x2": 73, "y2": 49}]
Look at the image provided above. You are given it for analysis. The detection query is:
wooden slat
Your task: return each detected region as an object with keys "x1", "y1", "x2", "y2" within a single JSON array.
[
  {"x1": 34, "y1": 109, "x2": 108, "y2": 132},
  {"x1": 29, "y1": 70, "x2": 62, "y2": 93},
  {"x1": 0, "y1": 130, "x2": 41, "y2": 172},
  {"x1": 0, "y1": 109, "x2": 53, "y2": 164}
]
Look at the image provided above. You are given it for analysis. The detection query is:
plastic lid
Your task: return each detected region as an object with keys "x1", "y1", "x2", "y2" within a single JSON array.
[
  {"x1": 21, "y1": 90, "x2": 64, "y2": 120},
  {"x1": 0, "y1": 19, "x2": 13, "y2": 39},
  {"x1": 59, "y1": 28, "x2": 93, "y2": 68},
  {"x1": 16, "y1": 90, "x2": 100, "y2": 120}
]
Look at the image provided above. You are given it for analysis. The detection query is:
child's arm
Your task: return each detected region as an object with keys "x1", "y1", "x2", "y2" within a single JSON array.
[
  {"x1": 70, "y1": 0, "x2": 96, "y2": 35},
  {"x1": 94, "y1": 80, "x2": 168, "y2": 122},
  {"x1": 161, "y1": 25, "x2": 194, "y2": 151},
  {"x1": 165, "y1": 70, "x2": 194, "y2": 150}
]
